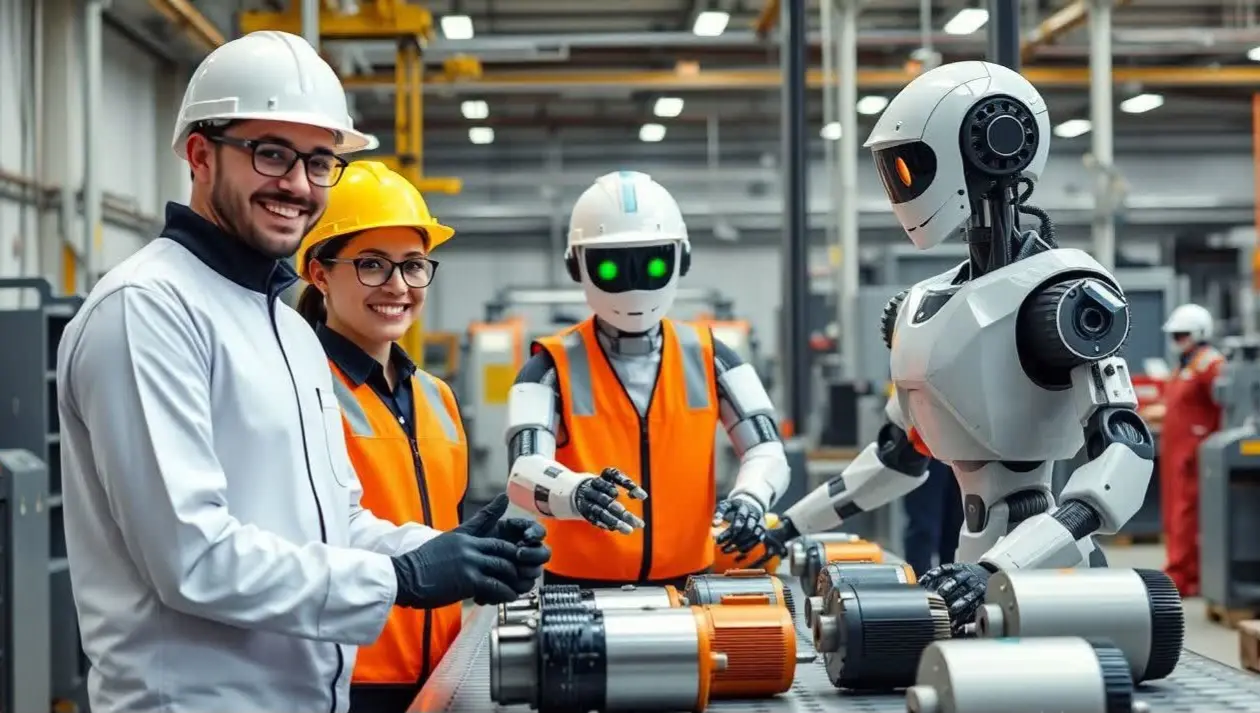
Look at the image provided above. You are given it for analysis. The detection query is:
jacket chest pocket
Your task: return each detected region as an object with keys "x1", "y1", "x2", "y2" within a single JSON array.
[{"x1": 315, "y1": 387, "x2": 352, "y2": 487}]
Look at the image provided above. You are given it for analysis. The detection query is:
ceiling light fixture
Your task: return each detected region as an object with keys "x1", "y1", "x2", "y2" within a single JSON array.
[
  {"x1": 461, "y1": 100, "x2": 489, "y2": 120},
  {"x1": 1247, "y1": 46, "x2": 1260, "y2": 62},
  {"x1": 1119, "y1": 93, "x2": 1164, "y2": 114},
  {"x1": 1052, "y1": 119, "x2": 1092, "y2": 138},
  {"x1": 441, "y1": 15, "x2": 474, "y2": 40},
  {"x1": 639, "y1": 123, "x2": 667, "y2": 142},
  {"x1": 653, "y1": 97, "x2": 685, "y2": 118},
  {"x1": 693, "y1": 11, "x2": 730, "y2": 37},
  {"x1": 943, "y1": 8, "x2": 989, "y2": 35},
  {"x1": 820, "y1": 122, "x2": 842, "y2": 140},
  {"x1": 468, "y1": 127, "x2": 494, "y2": 145},
  {"x1": 856, "y1": 95, "x2": 889, "y2": 115}
]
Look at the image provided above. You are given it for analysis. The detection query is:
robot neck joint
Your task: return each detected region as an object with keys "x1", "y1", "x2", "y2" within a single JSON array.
[{"x1": 595, "y1": 317, "x2": 661, "y2": 357}]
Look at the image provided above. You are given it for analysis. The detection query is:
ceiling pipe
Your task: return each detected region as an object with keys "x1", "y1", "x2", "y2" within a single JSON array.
[{"x1": 342, "y1": 65, "x2": 1260, "y2": 93}]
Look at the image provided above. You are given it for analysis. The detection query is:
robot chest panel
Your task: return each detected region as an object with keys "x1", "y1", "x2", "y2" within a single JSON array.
[{"x1": 889, "y1": 265, "x2": 1083, "y2": 462}]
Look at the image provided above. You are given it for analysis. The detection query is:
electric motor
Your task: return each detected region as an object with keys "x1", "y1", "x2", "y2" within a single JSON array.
[
  {"x1": 811, "y1": 583, "x2": 951, "y2": 690},
  {"x1": 683, "y1": 569, "x2": 794, "y2": 619},
  {"x1": 906, "y1": 638, "x2": 1150, "y2": 713},
  {"x1": 804, "y1": 561, "x2": 917, "y2": 627},
  {"x1": 789, "y1": 537, "x2": 884, "y2": 597},
  {"x1": 490, "y1": 599, "x2": 799, "y2": 712},
  {"x1": 975, "y1": 567, "x2": 1184, "y2": 682}
]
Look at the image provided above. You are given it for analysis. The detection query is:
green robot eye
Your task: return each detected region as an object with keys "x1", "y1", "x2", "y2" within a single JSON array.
[
  {"x1": 646, "y1": 257, "x2": 667, "y2": 278},
  {"x1": 597, "y1": 260, "x2": 619, "y2": 281}
]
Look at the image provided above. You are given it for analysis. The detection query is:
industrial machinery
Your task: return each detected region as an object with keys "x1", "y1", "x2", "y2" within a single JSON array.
[
  {"x1": 490, "y1": 597, "x2": 799, "y2": 712},
  {"x1": 1199, "y1": 336, "x2": 1260, "y2": 610},
  {"x1": 811, "y1": 583, "x2": 952, "y2": 690},
  {"x1": 974, "y1": 568, "x2": 1184, "y2": 682},
  {"x1": 803, "y1": 561, "x2": 918, "y2": 627},
  {"x1": 787, "y1": 534, "x2": 884, "y2": 596},
  {"x1": 498, "y1": 569, "x2": 792, "y2": 626},
  {"x1": 906, "y1": 638, "x2": 1148, "y2": 713}
]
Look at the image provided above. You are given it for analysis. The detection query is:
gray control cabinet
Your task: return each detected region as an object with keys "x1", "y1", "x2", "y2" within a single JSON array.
[{"x1": 0, "y1": 450, "x2": 51, "y2": 713}]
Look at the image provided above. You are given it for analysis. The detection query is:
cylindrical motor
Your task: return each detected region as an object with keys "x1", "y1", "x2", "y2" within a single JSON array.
[
  {"x1": 498, "y1": 584, "x2": 684, "y2": 626},
  {"x1": 804, "y1": 562, "x2": 917, "y2": 627},
  {"x1": 906, "y1": 638, "x2": 1149, "y2": 713},
  {"x1": 490, "y1": 599, "x2": 798, "y2": 712},
  {"x1": 713, "y1": 513, "x2": 783, "y2": 574},
  {"x1": 812, "y1": 583, "x2": 951, "y2": 690},
  {"x1": 790, "y1": 538, "x2": 884, "y2": 597},
  {"x1": 683, "y1": 569, "x2": 794, "y2": 618},
  {"x1": 976, "y1": 567, "x2": 1184, "y2": 682}
]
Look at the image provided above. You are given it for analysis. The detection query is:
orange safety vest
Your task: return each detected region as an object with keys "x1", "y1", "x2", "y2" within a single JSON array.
[
  {"x1": 534, "y1": 317, "x2": 720, "y2": 583},
  {"x1": 328, "y1": 362, "x2": 468, "y2": 686}
]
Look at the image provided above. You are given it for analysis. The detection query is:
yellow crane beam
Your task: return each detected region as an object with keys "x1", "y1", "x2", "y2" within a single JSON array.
[
  {"x1": 341, "y1": 64, "x2": 1260, "y2": 92},
  {"x1": 238, "y1": 0, "x2": 435, "y2": 40},
  {"x1": 147, "y1": 0, "x2": 225, "y2": 51},
  {"x1": 1021, "y1": 0, "x2": 1134, "y2": 63},
  {"x1": 754, "y1": 0, "x2": 782, "y2": 39}
]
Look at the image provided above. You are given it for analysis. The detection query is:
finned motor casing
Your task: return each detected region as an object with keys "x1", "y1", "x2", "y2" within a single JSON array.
[
  {"x1": 976, "y1": 567, "x2": 1184, "y2": 682},
  {"x1": 684, "y1": 569, "x2": 793, "y2": 618},
  {"x1": 804, "y1": 562, "x2": 917, "y2": 627},
  {"x1": 906, "y1": 637, "x2": 1144, "y2": 713},
  {"x1": 790, "y1": 538, "x2": 884, "y2": 597}
]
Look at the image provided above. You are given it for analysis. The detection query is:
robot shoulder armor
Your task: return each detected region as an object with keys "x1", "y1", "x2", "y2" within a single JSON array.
[
  {"x1": 882, "y1": 289, "x2": 910, "y2": 350},
  {"x1": 1016, "y1": 271, "x2": 1130, "y2": 389}
]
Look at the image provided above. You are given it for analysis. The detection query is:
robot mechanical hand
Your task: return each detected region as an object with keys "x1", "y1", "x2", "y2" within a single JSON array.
[
  {"x1": 713, "y1": 494, "x2": 768, "y2": 555},
  {"x1": 747, "y1": 516, "x2": 802, "y2": 569},
  {"x1": 573, "y1": 467, "x2": 648, "y2": 535},
  {"x1": 918, "y1": 562, "x2": 996, "y2": 635}
]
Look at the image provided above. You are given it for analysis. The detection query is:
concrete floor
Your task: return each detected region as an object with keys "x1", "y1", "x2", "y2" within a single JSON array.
[{"x1": 1102, "y1": 541, "x2": 1243, "y2": 669}]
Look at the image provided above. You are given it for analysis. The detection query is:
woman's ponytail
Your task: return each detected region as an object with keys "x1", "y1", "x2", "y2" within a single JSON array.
[{"x1": 296, "y1": 284, "x2": 327, "y2": 327}]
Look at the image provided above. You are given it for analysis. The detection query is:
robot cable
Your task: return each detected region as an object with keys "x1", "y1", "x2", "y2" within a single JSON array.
[{"x1": 1014, "y1": 177, "x2": 1059, "y2": 249}]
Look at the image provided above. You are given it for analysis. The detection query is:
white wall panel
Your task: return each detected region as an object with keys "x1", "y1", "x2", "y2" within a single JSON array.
[
  {"x1": 101, "y1": 24, "x2": 160, "y2": 219},
  {"x1": 0, "y1": 0, "x2": 39, "y2": 282}
]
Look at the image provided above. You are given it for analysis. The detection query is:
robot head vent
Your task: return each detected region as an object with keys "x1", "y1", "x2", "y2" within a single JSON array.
[{"x1": 960, "y1": 95, "x2": 1039, "y2": 177}]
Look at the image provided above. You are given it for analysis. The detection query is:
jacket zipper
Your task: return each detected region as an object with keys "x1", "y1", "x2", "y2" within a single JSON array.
[
  {"x1": 594, "y1": 337, "x2": 664, "y2": 582},
  {"x1": 268, "y1": 296, "x2": 343, "y2": 713},
  {"x1": 405, "y1": 432, "x2": 435, "y2": 685}
]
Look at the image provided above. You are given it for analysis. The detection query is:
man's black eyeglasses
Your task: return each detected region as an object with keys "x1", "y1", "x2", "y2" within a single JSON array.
[
  {"x1": 322, "y1": 256, "x2": 440, "y2": 288},
  {"x1": 210, "y1": 135, "x2": 349, "y2": 187}
]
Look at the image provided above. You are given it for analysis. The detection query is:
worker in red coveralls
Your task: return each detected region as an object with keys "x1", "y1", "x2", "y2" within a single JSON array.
[{"x1": 1141, "y1": 303, "x2": 1224, "y2": 597}]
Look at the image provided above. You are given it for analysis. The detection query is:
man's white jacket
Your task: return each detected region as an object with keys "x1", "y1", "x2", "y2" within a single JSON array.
[{"x1": 56, "y1": 205, "x2": 440, "y2": 713}]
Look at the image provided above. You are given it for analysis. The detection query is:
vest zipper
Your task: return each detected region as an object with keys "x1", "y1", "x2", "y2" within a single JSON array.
[
  {"x1": 406, "y1": 432, "x2": 435, "y2": 684},
  {"x1": 267, "y1": 296, "x2": 343, "y2": 713}
]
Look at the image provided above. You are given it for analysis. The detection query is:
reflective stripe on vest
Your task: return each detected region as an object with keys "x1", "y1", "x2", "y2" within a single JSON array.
[
  {"x1": 328, "y1": 364, "x2": 467, "y2": 685},
  {"x1": 535, "y1": 317, "x2": 719, "y2": 583}
]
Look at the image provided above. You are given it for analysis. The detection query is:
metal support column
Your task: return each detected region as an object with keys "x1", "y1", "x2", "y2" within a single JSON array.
[
  {"x1": 988, "y1": 0, "x2": 1021, "y2": 71},
  {"x1": 837, "y1": 0, "x2": 859, "y2": 380},
  {"x1": 301, "y1": 0, "x2": 320, "y2": 50},
  {"x1": 82, "y1": 0, "x2": 104, "y2": 290},
  {"x1": 1089, "y1": 0, "x2": 1116, "y2": 270},
  {"x1": 781, "y1": 0, "x2": 810, "y2": 435}
]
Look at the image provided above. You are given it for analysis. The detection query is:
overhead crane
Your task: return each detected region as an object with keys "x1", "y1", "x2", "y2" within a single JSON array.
[{"x1": 238, "y1": 0, "x2": 476, "y2": 366}]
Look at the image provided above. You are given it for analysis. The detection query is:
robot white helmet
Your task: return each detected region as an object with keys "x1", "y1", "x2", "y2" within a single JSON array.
[
  {"x1": 863, "y1": 61, "x2": 1052, "y2": 249},
  {"x1": 566, "y1": 171, "x2": 689, "y2": 333},
  {"x1": 1162, "y1": 303, "x2": 1214, "y2": 343}
]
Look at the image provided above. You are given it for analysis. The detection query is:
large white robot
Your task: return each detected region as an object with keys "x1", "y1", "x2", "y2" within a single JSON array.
[
  {"x1": 763, "y1": 61, "x2": 1155, "y2": 631},
  {"x1": 502, "y1": 171, "x2": 792, "y2": 576}
]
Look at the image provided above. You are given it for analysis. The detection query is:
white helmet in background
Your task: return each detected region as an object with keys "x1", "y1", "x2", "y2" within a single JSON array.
[
  {"x1": 1162, "y1": 303, "x2": 1215, "y2": 342},
  {"x1": 565, "y1": 171, "x2": 690, "y2": 333},
  {"x1": 172, "y1": 31, "x2": 371, "y2": 159},
  {"x1": 863, "y1": 61, "x2": 1052, "y2": 249}
]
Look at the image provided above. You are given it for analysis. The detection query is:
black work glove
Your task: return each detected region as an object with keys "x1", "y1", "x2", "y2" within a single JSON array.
[
  {"x1": 574, "y1": 467, "x2": 648, "y2": 535},
  {"x1": 747, "y1": 516, "x2": 801, "y2": 569},
  {"x1": 392, "y1": 530, "x2": 544, "y2": 609},
  {"x1": 458, "y1": 494, "x2": 548, "y2": 547},
  {"x1": 713, "y1": 495, "x2": 769, "y2": 555},
  {"x1": 918, "y1": 562, "x2": 996, "y2": 635}
]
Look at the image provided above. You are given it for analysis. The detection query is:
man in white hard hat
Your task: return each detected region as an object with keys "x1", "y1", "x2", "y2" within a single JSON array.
[
  {"x1": 1143, "y1": 303, "x2": 1223, "y2": 597},
  {"x1": 501, "y1": 170, "x2": 791, "y2": 588},
  {"x1": 55, "y1": 31, "x2": 549, "y2": 713}
]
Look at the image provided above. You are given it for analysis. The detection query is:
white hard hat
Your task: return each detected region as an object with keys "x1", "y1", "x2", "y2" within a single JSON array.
[
  {"x1": 567, "y1": 171, "x2": 688, "y2": 251},
  {"x1": 171, "y1": 31, "x2": 371, "y2": 159},
  {"x1": 1162, "y1": 303, "x2": 1214, "y2": 341}
]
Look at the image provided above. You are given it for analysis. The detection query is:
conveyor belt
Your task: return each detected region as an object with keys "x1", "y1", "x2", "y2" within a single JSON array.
[{"x1": 411, "y1": 574, "x2": 1260, "y2": 713}]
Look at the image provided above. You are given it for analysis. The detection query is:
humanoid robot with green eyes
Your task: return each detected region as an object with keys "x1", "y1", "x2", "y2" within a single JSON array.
[{"x1": 501, "y1": 170, "x2": 791, "y2": 587}]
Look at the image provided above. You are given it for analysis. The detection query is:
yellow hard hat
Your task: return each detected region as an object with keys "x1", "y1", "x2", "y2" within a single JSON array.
[{"x1": 296, "y1": 161, "x2": 454, "y2": 280}]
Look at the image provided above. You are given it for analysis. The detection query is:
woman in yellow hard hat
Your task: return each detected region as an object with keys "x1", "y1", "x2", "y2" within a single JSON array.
[{"x1": 295, "y1": 161, "x2": 479, "y2": 713}]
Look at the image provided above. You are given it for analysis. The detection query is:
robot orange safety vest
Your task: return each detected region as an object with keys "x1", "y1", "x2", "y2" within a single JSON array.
[
  {"x1": 328, "y1": 362, "x2": 468, "y2": 686},
  {"x1": 535, "y1": 317, "x2": 721, "y2": 583}
]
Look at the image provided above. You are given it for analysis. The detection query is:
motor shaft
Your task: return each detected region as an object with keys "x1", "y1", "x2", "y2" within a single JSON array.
[
  {"x1": 906, "y1": 637, "x2": 1150, "y2": 713},
  {"x1": 976, "y1": 567, "x2": 1184, "y2": 681}
]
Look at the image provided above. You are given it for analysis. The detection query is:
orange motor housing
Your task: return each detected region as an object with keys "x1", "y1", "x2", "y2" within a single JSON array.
[{"x1": 692, "y1": 594, "x2": 797, "y2": 700}]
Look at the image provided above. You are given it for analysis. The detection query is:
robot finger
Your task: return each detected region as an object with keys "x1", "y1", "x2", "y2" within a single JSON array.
[
  {"x1": 730, "y1": 525, "x2": 766, "y2": 554},
  {"x1": 711, "y1": 500, "x2": 735, "y2": 527},
  {"x1": 596, "y1": 509, "x2": 634, "y2": 535},
  {"x1": 601, "y1": 468, "x2": 648, "y2": 499},
  {"x1": 589, "y1": 477, "x2": 620, "y2": 498}
]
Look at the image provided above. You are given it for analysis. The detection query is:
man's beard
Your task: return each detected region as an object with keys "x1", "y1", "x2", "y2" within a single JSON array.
[{"x1": 210, "y1": 175, "x2": 320, "y2": 260}]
